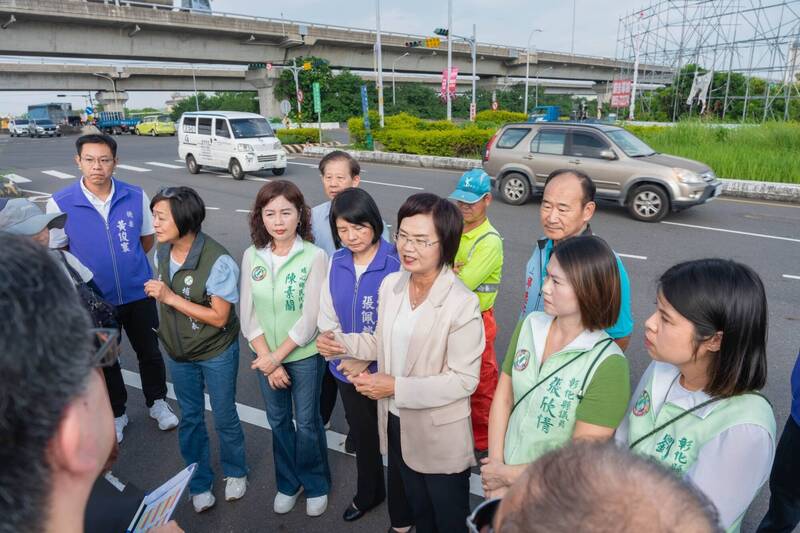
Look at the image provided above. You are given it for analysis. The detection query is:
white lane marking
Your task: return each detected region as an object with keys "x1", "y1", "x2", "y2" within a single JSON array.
[
  {"x1": 618, "y1": 253, "x2": 647, "y2": 260},
  {"x1": 246, "y1": 177, "x2": 271, "y2": 182},
  {"x1": 661, "y1": 221, "x2": 800, "y2": 244},
  {"x1": 205, "y1": 206, "x2": 221, "y2": 210},
  {"x1": 287, "y1": 161, "x2": 318, "y2": 168},
  {"x1": 235, "y1": 209, "x2": 251, "y2": 213},
  {"x1": 174, "y1": 159, "x2": 184, "y2": 162},
  {"x1": 783, "y1": 274, "x2": 800, "y2": 280},
  {"x1": 146, "y1": 161, "x2": 183, "y2": 169},
  {"x1": 361, "y1": 179, "x2": 424, "y2": 191},
  {"x1": 41, "y1": 170, "x2": 76, "y2": 179},
  {"x1": 121, "y1": 369, "x2": 485, "y2": 497},
  {"x1": 3, "y1": 173, "x2": 31, "y2": 183},
  {"x1": 116, "y1": 164, "x2": 151, "y2": 173}
]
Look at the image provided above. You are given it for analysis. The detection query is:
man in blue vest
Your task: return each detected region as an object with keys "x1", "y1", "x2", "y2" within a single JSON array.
[
  {"x1": 47, "y1": 134, "x2": 178, "y2": 443},
  {"x1": 520, "y1": 169, "x2": 633, "y2": 349}
]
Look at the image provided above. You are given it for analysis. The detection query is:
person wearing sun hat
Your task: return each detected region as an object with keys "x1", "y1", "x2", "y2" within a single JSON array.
[
  {"x1": 448, "y1": 168, "x2": 504, "y2": 453},
  {"x1": 0, "y1": 197, "x2": 93, "y2": 284}
]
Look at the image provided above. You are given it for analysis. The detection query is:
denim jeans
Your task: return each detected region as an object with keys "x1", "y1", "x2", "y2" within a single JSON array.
[
  {"x1": 256, "y1": 354, "x2": 331, "y2": 498},
  {"x1": 757, "y1": 416, "x2": 800, "y2": 533},
  {"x1": 167, "y1": 339, "x2": 248, "y2": 495}
]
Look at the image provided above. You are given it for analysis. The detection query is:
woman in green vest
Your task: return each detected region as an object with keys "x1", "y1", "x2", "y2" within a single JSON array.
[
  {"x1": 482, "y1": 235, "x2": 630, "y2": 498},
  {"x1": 143, "y1": 186, "x2": 248, "y2": 513},
  {"x1": 616, "y1": 258, "x2": 775, "y2": 533},
  {"x1": 239, "y1": 180, "x2": 331, "y2": 517}
]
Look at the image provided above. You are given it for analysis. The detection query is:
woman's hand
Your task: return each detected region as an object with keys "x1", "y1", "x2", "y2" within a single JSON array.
[
  {"x1": 267, "y1": 365, "x2": 291, "y2": 390},
  {"x1": 337, "y1": 359, "x2": 371, "y2": 378},
  {"x1": 251, "y1": 351, "x2": 280, "y2": 376},
  {"x1": 480, "y1": 456, "x2": 512, "y2": 495},
  {"x1": 316, "y1": 331, "x2": 346, "y2": 358},
  {"x1": 350, "y1": 372, "x2": 395, "y2": 400},
  {"x1": 144, "y1": 279, "x2": 177, "y2": 306}
]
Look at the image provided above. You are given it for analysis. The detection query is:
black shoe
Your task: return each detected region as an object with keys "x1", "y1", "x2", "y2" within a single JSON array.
[
  {"x1": 345, "y1": 433, "x2": 355, "y2": 454},
  {"x1": 343, "y1": 503, "x2": 366, "y2": 522}
]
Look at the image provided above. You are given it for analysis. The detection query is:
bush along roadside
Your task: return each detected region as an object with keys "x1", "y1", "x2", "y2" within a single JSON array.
[{"x1": 276, "y1": 128, "x2": 321, "y2": 145}]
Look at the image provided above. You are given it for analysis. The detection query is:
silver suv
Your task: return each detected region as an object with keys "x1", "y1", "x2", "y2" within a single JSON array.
[
  {"x1": 28, "y1": 119, "x2": 61, "y2": 138},
  {"x1": 8, "y1": 119, "x2": 29, "y2": 137},
  {"x1": 483, "y1": 122, "x2": 722, "y2": 222}
]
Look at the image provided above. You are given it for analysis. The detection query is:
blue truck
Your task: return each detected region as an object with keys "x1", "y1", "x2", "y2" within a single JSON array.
[
  {"x1": 528, "y1": 105, "x2": 561, "y2": 122},
  {"x1": 94, "y1": 111, "x2": 140, "y2": 135}
]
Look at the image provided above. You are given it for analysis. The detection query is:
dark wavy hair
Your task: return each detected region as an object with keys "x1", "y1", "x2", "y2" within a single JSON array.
[
  {"x1": 658, "y1": 258, "x2": 768, "y2": 397},
  {"x1": 249, "y1": 180, "x2": 314, "y2": 248}
]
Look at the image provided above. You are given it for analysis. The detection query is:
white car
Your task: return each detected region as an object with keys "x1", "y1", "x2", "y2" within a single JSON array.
[
  {"x1": 178, "y1": 111, "x2": 287, "y2": 180},
  {"x1": 8, "y1": 119, "x2": 29, "y2": 137}
]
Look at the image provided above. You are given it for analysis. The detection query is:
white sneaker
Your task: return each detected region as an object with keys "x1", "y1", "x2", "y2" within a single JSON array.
[
  {"x1": 306, "y1": 494, "x2": 328, "y2": 517},
  {"x1": 114, "y1": 414, "x2": 128, "y2": 443},
  {"x1": 224, "y1": 476, "x2": 247, "y2": 501},
  {"x1": 274, "y1": 488, "x2": 303, "y2": 514},
  {"x1": 149, "y1": 399, "x2": 179, "y2": 431},
  {"x1": 192, "y1": 491, "x2": 216, "y2": 513}
]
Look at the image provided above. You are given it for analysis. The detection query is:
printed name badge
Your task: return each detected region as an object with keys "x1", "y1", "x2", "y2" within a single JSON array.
[
  {"x1": 251, "y1": 266, "x2": 267, "y2": 281},
  {"x1": 633, "y1": 390, "x2": 651, "y2": 417},
  {"x1": 513, "y1": 349, "x2": 531, "y2": 371}
]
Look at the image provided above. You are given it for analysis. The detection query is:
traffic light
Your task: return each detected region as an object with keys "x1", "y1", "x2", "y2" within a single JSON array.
[
  {"x1": 248, "y1": 62, "x2": 267, "y2": 70},
  {"x1": 433, "y1": 27, "x2": 449, "y2": 36},
  {"x1": 425, "y1": 37, "x2": 441, "y2": 48},
  {"x1": 303, "y1": 61, "x2": 312, "y2": 71},
  {"x1": 404, "y1": 40, "x2": 424, "y2": 48}
]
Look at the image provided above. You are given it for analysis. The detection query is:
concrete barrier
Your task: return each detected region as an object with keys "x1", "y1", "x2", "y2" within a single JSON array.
[{"x1": 302, "y1": 146, "x2": 800, "y2": 204}]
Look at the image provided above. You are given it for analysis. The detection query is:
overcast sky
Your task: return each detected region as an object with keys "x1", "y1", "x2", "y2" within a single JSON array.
[{"x1": 1, "y1": 0, "x2": 648, "y2": 115}]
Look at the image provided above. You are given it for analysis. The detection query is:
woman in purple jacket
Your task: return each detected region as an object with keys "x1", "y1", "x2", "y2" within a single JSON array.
[{"x1": 317, "y1": 188, "x2": 411, "y2": 531}]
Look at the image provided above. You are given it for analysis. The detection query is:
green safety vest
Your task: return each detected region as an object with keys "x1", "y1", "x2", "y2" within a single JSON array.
[
  {"x1": 454, "y1": 218, "x2": 503, "y2": 312},
  {"x1": 626, "y1": 368, "x2": 776, "y2": 533},
  {"x1": 246, "y1": 242, "x2": 320, "y2": 363},
  {"x1": 155, "y1": 233, "x2": 240, "y2": 362},
  {"x1": 504, "y1": 312, "x2": 622, "y2": 465}
]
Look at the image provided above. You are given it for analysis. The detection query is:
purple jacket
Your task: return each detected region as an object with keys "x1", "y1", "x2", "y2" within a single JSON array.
[{"x1": 328, "y1": 238, "x2": 400, "y2": 382}]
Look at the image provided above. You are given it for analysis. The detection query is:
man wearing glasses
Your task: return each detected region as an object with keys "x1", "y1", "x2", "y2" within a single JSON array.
[{"x1": 46, "y1": 134, "x2": 178, "y2": 443}]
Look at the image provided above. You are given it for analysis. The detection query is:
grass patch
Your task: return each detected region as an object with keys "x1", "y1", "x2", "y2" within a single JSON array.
[{"x1": 626, "y1": 121, "x2": 800, "y2": 184}]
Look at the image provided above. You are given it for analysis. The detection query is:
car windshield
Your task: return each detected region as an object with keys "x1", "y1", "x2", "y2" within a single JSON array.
[
  {"x1": 157, "y1": 115, "x2": 171, "y2": 122},
  {"x1": 37, "y1": 121, "x2": 54, "y2": 126},
  {"x1": 605, "y1": 129, "x2": 657, "y2": 157},
  {"x1": 15, "y1": 119, "x2": 28, "y2": 125},
  {"x1": 229, "y1": 118, "x2": 274, "y2": 139}
]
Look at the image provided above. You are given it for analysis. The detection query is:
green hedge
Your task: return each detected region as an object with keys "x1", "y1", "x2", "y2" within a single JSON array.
[
  {"x1": 276, "y1": 128, "x2": 320, "y2": 144},
  {"x1": 474, "y1": 110, "x2": 528, "y2": 125}
]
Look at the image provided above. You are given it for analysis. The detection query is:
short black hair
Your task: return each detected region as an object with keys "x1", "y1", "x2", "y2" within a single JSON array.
[
  {"x1": 0, "y1": 234, "x2": 94, "y2": 533},
  {"x1": 76, "y1": 133, "x2": 118, "y2": 158},
  {"x1": 658, "y1": 258, "x2": 768, "y2": 397},
  {"x1": 329, "y1": 187, "x2": 384, "y2": 249},
  {"x1": 318, "y1": 150, "x2": 360, "y2": 178},
  {"x1": 397, "y1": 193, "x2": 462, "y2": 268},
  {"x1": 150, "y1": 186, "x2": 206, "y2": 237},
  {"x1": 545, "y1": 169, "x2": 596, "y2": 205}
]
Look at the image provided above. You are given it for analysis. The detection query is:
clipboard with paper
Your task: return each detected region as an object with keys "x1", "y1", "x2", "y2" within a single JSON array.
[{"x1": 126, "y1": 463, "x2": 196, "y2": 532}]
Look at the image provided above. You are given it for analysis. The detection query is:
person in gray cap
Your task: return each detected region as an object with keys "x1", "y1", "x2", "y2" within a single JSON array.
[{"x1": 0, "y1": 197, "x2": 93, "y2": 284}]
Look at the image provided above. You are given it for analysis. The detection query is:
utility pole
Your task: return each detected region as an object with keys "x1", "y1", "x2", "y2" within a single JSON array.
[
  {"x1": 287, "y1": 58, "x2": 302, "y2": 115},
  {"x1": 470, "y1": 23, "x2": 476, "y2": 121},
  {"x1": 524, "y1": 28, "x2": 543, "y2": 116},
  {"x1": 392, "y1": 52, "x2": 410, "y2": 107},
  {"x1": 446, "y1": 0, "x2": 453, "y2": 121},
  {"x1": 191, "y1": 64, "x2": 199, "y2": 111},
  {"x1": 375, "y1": 0, "x2": 385, "y2": 127}
]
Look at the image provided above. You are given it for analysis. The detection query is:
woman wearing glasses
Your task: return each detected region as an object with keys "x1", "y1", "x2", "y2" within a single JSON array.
[
  {"x1": 482, "y1": 236, "x2": 630, "y2": 499},
  {"x1": 239, "y1": 180, "x2": 331, "y2": 517},
  {"x1": 143, "y1": 186, "x2": 248, "y2": 513},
  {"x1": 317, "y1": 193, "x2": 484, "y2": 533},
  {"x1": 316, "y1": 188, "x2": 411, "y2": 527}
]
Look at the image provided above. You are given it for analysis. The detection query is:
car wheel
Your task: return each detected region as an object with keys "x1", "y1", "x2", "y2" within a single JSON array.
[
  {"x1": 272, "y1": 167, "x2": 286, "y2": 176},
  {"x1": 9, "y1": 132, "x2": 13, "y2": 137},
  {"x1": 151, "y1": 129, "x2": 157, "y2": 137},
  {"x1": 134, "y1": 128, "x2": 139, "y2": 135},
  {"x1": 230, "y1": 159, "x2": 245, "y2": 181},
  {"x1": 499, "y1": 172, "x2": 531, "y2": 205},
  {"x1": 186, "y1": 154, "x2": 201, "y2": 174},
  {"x1": 627, "y1": 184, "x2": 670, "y2": 222}
]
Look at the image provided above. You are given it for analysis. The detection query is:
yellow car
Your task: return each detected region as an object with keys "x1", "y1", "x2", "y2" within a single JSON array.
[{"x1": 135, "y1": 115, "x2": 176, "y2": 136}]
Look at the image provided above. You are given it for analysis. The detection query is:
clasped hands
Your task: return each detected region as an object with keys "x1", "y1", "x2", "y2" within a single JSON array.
[
  {"x1": 316, "y1": 331, "x2": 394, "y2": 400},
  {"x1": 251, "y1": 351, "x2": 290, "y2": 389}
]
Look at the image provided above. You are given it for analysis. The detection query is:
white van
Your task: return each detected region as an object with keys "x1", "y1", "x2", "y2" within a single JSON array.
[{"x1": 178, "y1": 111, "x2": 287, "y2": 180}]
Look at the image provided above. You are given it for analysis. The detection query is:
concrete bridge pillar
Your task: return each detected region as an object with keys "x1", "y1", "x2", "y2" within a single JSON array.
[
  {"x1": 94, "y1": 90, "x2": 129, "y2": 113},
  {"x1": 246, "y1": 68, "x2": 282, "y2": 119}
]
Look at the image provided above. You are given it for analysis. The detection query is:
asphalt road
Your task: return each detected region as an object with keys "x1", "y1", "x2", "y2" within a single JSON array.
[{"x1": 2, "y1": 134, "x2": 799, "y2": 533}]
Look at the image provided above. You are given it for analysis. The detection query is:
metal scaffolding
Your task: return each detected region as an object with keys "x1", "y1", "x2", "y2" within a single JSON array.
[{"x1": 616, "y1": 0, "x2": 800, "y2": 121}]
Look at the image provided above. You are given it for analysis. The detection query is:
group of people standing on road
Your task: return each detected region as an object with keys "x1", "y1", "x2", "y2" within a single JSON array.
[{"x1": 0, "y1": 132, "x2": 797, "y2": 533}]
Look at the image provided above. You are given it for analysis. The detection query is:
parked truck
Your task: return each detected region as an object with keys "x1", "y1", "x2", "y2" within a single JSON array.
[{"x1": 94, "y1": 112, "x2": 140, "y2": 135}]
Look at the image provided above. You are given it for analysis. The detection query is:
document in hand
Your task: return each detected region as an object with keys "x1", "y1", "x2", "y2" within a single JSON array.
[{"x1": 126, "y1": 463, "x2": 197, "y2": 532}]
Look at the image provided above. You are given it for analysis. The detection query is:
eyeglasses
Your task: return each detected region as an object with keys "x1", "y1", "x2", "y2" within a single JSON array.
[
  {"x1": 394, "y1": 232, "x2": 439, "y2": 250},
  {"x1": 81, "y1": 157, "x2": 115, "y2": 166},
  {"x1": 466, "y1": 498, "x2": 501, "y2": 533},
  {"x1": 90, "y1": 328, "x2": 121, "y2": 368}
]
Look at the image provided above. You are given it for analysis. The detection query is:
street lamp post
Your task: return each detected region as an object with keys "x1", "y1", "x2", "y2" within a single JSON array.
[
  {"x1": 93, "y1": 73, "x2": 120, "y2": 115},
  {"x1": 392, "y1": 52, "x2": 410, "y2": 107},
  {"x1": 375, "y1": 0, "x2": 385, "y2": 127},
  {"x1": 524, "y1": 28, "x2": 543, "y2": 117},
  {"x1": 446, "y1": 0, "x2": 453, "y2": 121},
  {"x1": 534, "y1": 66, "x2": 553, "y2": 108}
]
